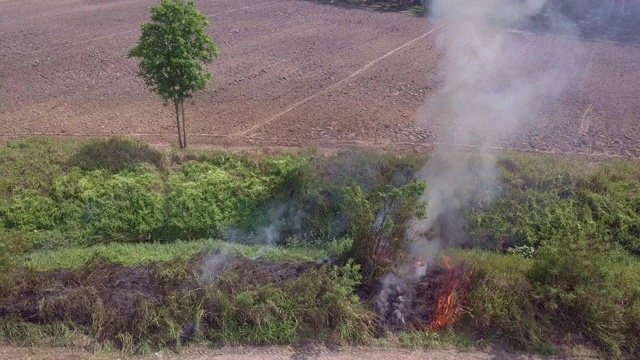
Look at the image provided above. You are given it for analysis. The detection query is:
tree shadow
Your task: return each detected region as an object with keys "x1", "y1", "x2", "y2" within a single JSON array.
[{"x1": 68, "y1": 137, "x2": 164, "y2": 173}]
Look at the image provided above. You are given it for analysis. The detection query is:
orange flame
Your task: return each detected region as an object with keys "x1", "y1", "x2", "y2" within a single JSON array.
[
  {"x1": 428, "y1": 256, "x2": 474, "y2": 332},
  {"x1": 442, "y1": 256, "x2": 452, "y2": 271}
]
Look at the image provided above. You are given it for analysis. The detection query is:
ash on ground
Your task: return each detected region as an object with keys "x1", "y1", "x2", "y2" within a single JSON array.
[{"x1": 374, "y1": 264, "x2": 465, "y2": 332}]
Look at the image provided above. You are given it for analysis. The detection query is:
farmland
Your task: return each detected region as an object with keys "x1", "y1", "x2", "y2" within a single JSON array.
[
  {"x1": 1, "y1": 0, "x2": 640, "y2": 155},
  {"x1": 1, "y1": 0, "x2": 639, "y2": 359}
]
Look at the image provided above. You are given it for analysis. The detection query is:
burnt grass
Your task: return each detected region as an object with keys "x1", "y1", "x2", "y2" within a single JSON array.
[
  {"x1": 0, "y1": 255, "x2": 323, "y2": 349},
  {"x1": 0, "y1": 252, "x2": 461, "y2": 350},
  {"x1": 371, "y1": 264, "x2": 472, "y2": 334}
]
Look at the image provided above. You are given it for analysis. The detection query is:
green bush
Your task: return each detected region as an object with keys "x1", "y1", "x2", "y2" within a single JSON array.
[
  {"x1": 163, "y1": 160, "x2": 278, "y2": 240},
  {"x1": 2, "y1": 189, "x2": 61, "y2": 231},
  {"x1": 57, "y1": 166, "x2": 164, "y2": 242},
  {"x1": 467, "y1": 155, "x2": 640, "y2": 255},
  {"x1": 0, "y1": 140, "x2": 428, "y2": 248},
  {"x1": 579, "y1": 185, "x2": 640, "y2": 255},
  {"x1": 528, "y1": 239, "x2": 640, "y2": 358},
  {"x1": 457, "y1": 250, "x2": 550, "y2": 350},
  {"x1": 0, "y1": 166, "x2": 165, "y2": 246}
]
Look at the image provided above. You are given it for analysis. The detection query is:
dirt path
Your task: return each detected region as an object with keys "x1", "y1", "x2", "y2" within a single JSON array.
[{"x1": 0, "y1": 344, "x2": 594, "y2": 360}]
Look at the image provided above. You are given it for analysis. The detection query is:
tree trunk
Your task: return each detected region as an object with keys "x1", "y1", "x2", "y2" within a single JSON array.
[
  {"x1": 181, "y1": 99, "x2": 187, "y2": 148},
  {"x1": 174, "y1": 99, "x2": 184, "y2": 149}
]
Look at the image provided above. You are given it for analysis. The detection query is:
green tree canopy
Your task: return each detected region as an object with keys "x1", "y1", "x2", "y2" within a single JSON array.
[{"x1": 129, "y1": 0, "x2": 219, "y2": 148}]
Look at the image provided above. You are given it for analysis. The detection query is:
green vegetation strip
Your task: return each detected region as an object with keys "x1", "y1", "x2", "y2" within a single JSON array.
[
  {"x1": 21, "y1": 239, "x2": 330, "y2": 271},
  {"x1": 0, "y1": 138, "x2": 639, "y2": 358}
]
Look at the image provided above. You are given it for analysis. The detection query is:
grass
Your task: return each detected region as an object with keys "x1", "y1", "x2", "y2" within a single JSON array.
[
  {"x1": 1, "y1": 138, "x2": 639, "y2": 358},
  {"x1": 454, "y1": 250, "x2": 548, "y2": 350},
  {"x1": 373, "y1": 329, "x2": 473, "y2": 350},
  {"x1": 0, "y1": 321, "x2": 93, "y2": 348},
  {"x1": 454, "y1": 248, "x2": 640, "y2": 358},
  {"x1": 0, "y1": 256, "x2": 373, "y2": 354},
  {"x1": 21, "y1": 238, "x2": 334, "y2": 271}
]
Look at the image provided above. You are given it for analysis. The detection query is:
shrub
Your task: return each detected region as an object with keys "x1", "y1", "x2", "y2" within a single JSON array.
[
  {"x1": 0, "y1": 141, "x2": 429, "y2": 248},
  {"x1": 2, "y1": 189, "x2": 61, "y2": 231},
  {"x1": 52, "y1": 166, "x2": 165, "y2": 244},
  {"x1": 341, "y1": 181, "x2": 425, "y2": 278},
  {"x1": 162, "y1": 161, "x2": 276, "y2": 240},
  {"x1": 457, "y1": 250, "x2": 550, "y2": 350},
  {"x1": 528, "y1": 239, "x2": 640, "y2": 358}
]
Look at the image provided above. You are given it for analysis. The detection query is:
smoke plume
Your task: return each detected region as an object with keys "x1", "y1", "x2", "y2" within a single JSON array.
[
  {"x1": 376, "y1": 0, "x2": 586, "y2": 324},
  {"x1": 410, "y1": 0, "x2": 582, "y2": 251}
]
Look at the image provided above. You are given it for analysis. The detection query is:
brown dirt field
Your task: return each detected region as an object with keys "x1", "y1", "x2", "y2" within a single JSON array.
[{"x1": 1, "y1": 0, "x2": 639, "y2": 156}]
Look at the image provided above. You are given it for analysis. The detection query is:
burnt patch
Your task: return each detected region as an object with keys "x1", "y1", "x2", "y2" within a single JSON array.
[
  {"x1": 0, "y1": 255, "x2": 319, "y2": 348},
  {"x1": 373, "y1": 261, "x2": 473, "y2": 333},
  {"x1": 0, "y1": 262, "x2": 162, "y2": 339}
]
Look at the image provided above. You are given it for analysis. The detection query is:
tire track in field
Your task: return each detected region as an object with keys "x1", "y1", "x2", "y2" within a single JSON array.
[{"x1": 235, "y1": 25, "x2": 444, "y2": 137}]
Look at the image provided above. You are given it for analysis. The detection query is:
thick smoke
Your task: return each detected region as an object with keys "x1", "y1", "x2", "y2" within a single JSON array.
[
  {"x1": 377, "y1": 0, "x2": 584, "y2": 323},
  {"x1": 410, "y1": 0, "x2": 582, "y2": 249}
]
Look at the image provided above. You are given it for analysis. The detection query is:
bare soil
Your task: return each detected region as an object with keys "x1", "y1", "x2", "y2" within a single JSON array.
[{"x1": 1, "y1": 0, "x2": 639, "y2": 156}]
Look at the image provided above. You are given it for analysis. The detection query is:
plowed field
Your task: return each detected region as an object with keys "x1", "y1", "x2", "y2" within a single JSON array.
[{"x1": 1, "y1": 0, "x2": 639, "y2": 155}]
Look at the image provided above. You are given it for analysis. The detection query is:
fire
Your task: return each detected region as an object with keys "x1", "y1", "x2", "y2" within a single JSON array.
[
  {"x1": 415, "y1": 258, "x2": 425, "y2": 267},
  {"x1": 428, "y1": 256, "x2": 474, "y2": 332},
  {"x1": 442, "y1": 256, "x2": 451, "y2": 271}
]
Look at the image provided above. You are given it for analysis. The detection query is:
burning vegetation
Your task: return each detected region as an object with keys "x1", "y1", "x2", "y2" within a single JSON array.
[
  {"x1": 427, "y1": 256, "x2": 473, "y2": 332},
  {"x1": 375, "y1": 255, "x2": 474, "y2": 333}
]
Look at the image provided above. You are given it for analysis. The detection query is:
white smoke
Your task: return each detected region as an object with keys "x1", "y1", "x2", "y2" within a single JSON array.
[
  {"x1": 409, "y1": 0, "x2": 582, "y2": 250},
  {"x1": 375, "y1": 1, "x2": 584, "y2": 324}
]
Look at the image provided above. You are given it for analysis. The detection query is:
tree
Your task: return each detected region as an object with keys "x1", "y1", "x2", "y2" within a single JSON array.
[{"x1": 129, "y1": 0, "x2": 218, "y2": 149}]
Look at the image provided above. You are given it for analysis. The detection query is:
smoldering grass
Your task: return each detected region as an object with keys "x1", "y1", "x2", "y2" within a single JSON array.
[{"x1": 1, "y1": 253, "x2": 375, "y2": 353}]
